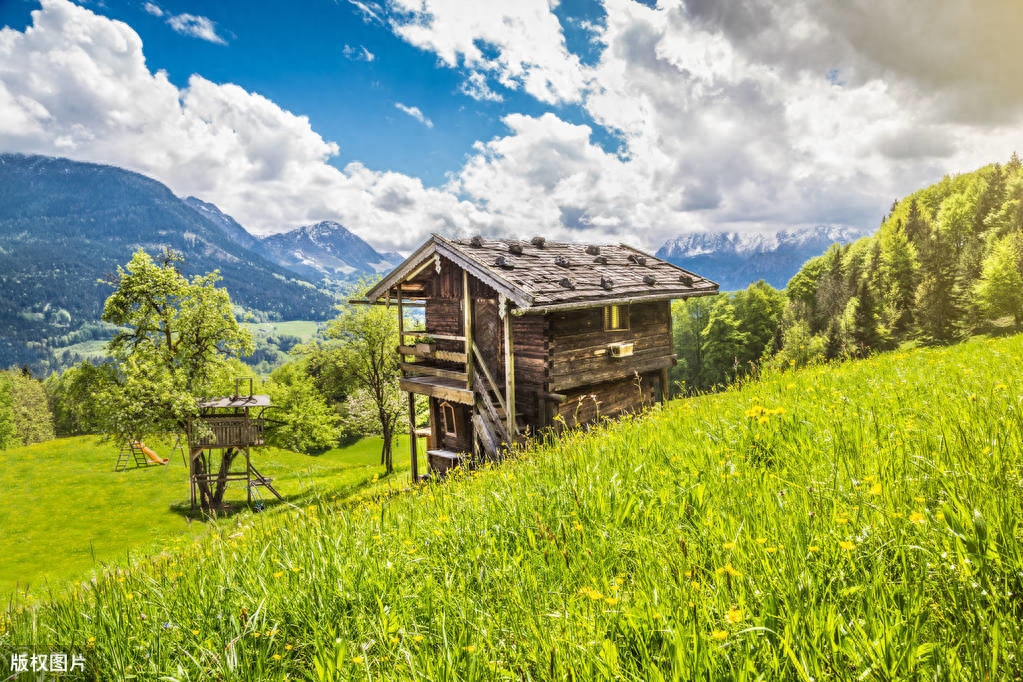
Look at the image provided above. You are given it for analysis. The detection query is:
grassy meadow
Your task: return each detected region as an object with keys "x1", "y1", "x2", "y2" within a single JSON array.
[
  {"x1": 0, "y1": 434, "x2": 419, "y2": 601},
  {"x1": 3, "y1": 335, "x2": 1023, "y2": 679}
]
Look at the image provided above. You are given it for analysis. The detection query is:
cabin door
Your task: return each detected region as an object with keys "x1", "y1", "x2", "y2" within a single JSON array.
[{"x1": 473, "y1": 299, "x2": 503, "y2": 386}]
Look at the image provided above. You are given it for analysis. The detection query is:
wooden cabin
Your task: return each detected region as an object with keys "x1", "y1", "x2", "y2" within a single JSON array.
[{"x1": 363, "y1": 235, "x2": 718, "y2": 478}]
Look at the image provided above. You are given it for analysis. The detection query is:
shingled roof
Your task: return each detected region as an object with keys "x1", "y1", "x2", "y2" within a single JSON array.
[{"x1": 364, "y1": 234, "x2": 718, "y2": 313}]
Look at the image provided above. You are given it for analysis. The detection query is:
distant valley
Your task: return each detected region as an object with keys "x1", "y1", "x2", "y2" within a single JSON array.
[{"x1": 0, "y1": 153, "x2": 399, "y2": 371}]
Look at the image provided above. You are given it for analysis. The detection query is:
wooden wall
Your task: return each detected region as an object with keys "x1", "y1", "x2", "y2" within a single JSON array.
[
  {"x1": 416, "y1": 262, "x2": 674, "y2": 439},
  {"x1": 511, "y1": 314, "x2": 548, "y2": 429},
  {"x1": 555, "y1": 373, "x2": 659, "y2": 427},
  {"x1": 547, "y1": 301, "x2": 673, "y2": 393},
  {"x1": 423, "y1": 262, "x2": 464, "y2": 356}
]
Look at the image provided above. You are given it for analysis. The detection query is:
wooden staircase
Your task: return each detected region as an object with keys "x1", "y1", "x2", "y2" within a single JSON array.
[{"x1": 470, "y1": 366, "x2": 525, "y2": 462}]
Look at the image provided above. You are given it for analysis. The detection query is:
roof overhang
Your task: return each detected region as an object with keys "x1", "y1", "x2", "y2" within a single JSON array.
[
  {"x1": 513, "y1": 287, "x2": 718, "y2": 315},
  {"x1": 363, "y1": 234, "x2": 533, "y2": 309}
]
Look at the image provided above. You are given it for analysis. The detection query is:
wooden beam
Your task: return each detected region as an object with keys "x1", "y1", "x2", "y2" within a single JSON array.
[
  {"x1": 400, "y1": 376, "x2": 474, "y2": 405},
  {"x1": 408, "y1": 392, "x2": 418, "y2": 483},
  {"x1": 514, "y1": 290, "x2": 718, "y2": 316},
  {"x1": 434, "y1": 350, "x2": 467, "y2": 363},
  {"x1": 397, "y1": 282, "x2": 404, "y2": 375},
  {"x1": 660, "y1": 367, "x2": 670, "y2": 403},
  {"x1": 471, "y1": 342, "x2": 506, "y2": 414},
  {"x1": 549, "y1": 354, "x2": 678, "y2": 392},
  {"x1": 504, "y1": 309, "x2": 516, "y2": 436},
  {"x1": 463, "y1": 269, "x2": 474, "y2": 388},
  {"x1": 401, "y1": 363, "x2": 468, "y2": 382}
]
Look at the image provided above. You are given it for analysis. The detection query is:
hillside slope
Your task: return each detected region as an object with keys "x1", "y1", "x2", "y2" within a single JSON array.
[
  {"x1": 0, "y1": 154, "x2": 335, "y2": 370},
  {"x1": 4, "y1": 335, "x2": 1022, "y2": 679},
  {"x1": 782, "y1": 155, "x2": 1023, "y2": 355}
]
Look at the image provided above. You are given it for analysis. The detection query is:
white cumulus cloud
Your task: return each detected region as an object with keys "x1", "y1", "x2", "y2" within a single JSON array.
[
  {"x1": 167, "y1": 12, "x2": 227, "y2": 45},
  {"x1": 0, "y1": 0, "x2": 491, "y2": 251},
  {"x1": 394, "y1": 102, "x2": 433, "y2": 128}
]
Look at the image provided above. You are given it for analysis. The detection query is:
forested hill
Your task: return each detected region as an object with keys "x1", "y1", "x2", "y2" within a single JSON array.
[
  {"x1": 784, "y1": 154, "x2": 1023, "y2": 354},
  {"x1": 0, "y1": 153, "x2": 334, "y2": 370}
]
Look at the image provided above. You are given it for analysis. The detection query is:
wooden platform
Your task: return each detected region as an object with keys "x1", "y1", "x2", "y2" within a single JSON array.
[
  {"x1": 399, "y1": 375, "x2": 473, "y2": 404},
  {"x1": 426, "y1": 449, "x2": 464, "y2": 476}
]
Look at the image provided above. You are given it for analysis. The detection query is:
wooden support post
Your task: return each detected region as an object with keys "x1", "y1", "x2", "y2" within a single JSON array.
[
  {"x1": 504, "y1": 307, "x2": 516, "y2": 438},
  {"x1": 463, "y1": 269, "x2": 474, "y2": 388},
  {"x1": 408, "y1": 391, "x2": 419, "y2": 483},
  {"x1": 660, "y1": 367, "x2": 670, "y2": 403},
  {"x1": 396, "y1": 283, "x2": 404, "y2": 373}
]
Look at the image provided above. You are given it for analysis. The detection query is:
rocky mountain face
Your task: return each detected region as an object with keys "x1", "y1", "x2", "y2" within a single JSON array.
[{"x1": 256, "y1": 221, "x2": 400, "y2": 285}]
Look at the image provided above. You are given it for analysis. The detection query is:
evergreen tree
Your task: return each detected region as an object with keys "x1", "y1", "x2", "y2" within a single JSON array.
[{"x1": 974, "y1": 234, "x2": 1023, "y2": 328}]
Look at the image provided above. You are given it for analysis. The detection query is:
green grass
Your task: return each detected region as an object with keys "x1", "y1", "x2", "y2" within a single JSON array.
[
  {"x1": 242, "y1": 320, "x2": 322, "y2": 341},
  {"x1": 4, "y1": 335, "x2": 1023, "y2": 679},
  {"x1": 0, "y1": 434, "x2": 417, "y2": 600}
]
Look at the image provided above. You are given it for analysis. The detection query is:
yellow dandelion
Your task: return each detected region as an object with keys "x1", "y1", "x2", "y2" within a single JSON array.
[
  {"x1": 273, "y1": 571, "x2": 284, "y2": 579},
  {"x1": 463, "y1": 645, "x2": 477, "y2": 653},
  {"x1": 756, "y1": 537, "x2": 767, "y2": 545},
  {"x1": 914, "y1": 496, "x2": 926, "y2": 504},
  {"x1": 725, "y1": 608, "x2": 744, "y2": 624},
  {"x1": 808, "y1": 545, "x2": 820, "y2": 552},
  {"x1": 909, "y1": 512, "x2": 926, "y2": 524},
  {"x1": 765, "y1": 546, "x2": 777, "y2": 554},
  {"x1": 285, "y1": 644, "x2": 293, "y2": 651},
  {"x1": 716, "y1": 563, "x2": 742, "y2": 577},
  {"x1": 870, "y1": 483, "x2": 882, "y2": 496},
  {"x1": 605, "y1": 597, "x2": 620, "y2": 606},
  {"x1": 711, "y1": 629, "x2": 728, "y2": 640},
  {"x1": 272, "y1": 654, "x2": 281, "y2": 661},
  {"x1": 839, "y1": 540, "x2": 856, "y2": 551},
  {"x1": 413, "y1": 635, "x2": 424, "y2": 643},
  {"x1": 352, "y1": 655, "x2": 364, "y2": 664},
  {"x1": 722, "y1": 541, "x2": 736, "y2": 550}
]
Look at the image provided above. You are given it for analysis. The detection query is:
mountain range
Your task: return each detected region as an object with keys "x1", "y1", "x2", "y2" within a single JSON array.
[
  {"x1": 0, "y1": 153, "x2": 399, "y2": 370},
  {"x1": 655, "y1": 226, "x2": 871, "y2": 290}
]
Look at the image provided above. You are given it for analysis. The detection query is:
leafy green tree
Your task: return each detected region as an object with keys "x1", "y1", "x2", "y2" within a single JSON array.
[
  {"x1": 265, "y1": 361, "x2": 343, "y2": 453},
  {"x1": 974, "y1": 234, "x2": 1023, "y2": 328},
  {"x1": 671, "y1": 297, "x2": 713, "y2": 393},
  {"x1": 326, "y1": 282, "x2": 403, "y2": 474},
  {"x1": 701, "y1": 296, "x2": 750, "y2": 386},
  {"x1": 2, "y1": 369, "x2": 55, "y2": 446},
  {"x1": 733, "y1": 281, "x2": 785, "y2": 364},
  {"x1": 0, "y1": 372, "x2": 16, "y2": 449},
  {"x1": 45, "y1": 362, "x2": 118, "y2": 436},
  {"x1": 102, "y1": 248, "x2": 253, "y2": 509}
]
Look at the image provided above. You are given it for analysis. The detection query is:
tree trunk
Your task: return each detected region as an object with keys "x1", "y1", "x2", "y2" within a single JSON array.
[
  {"x1": 381, "y1": 424, "x2": 394, "y2": 474},
  {"x1": 193, "y1": 450, "x2": 214, "y2": 511},
  {"x1": 211, "y1": 447, "x2": 239, "y2": 509}
]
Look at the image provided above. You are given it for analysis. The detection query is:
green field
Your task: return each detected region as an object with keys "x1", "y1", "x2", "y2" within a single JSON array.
[
  {"x1": 0, "y1": 434, "x2": 419, "y2": 600},
  {"x1": 241, "y1": 320, "x2": 323, "y2": 341},
  {"x1": 3, "y1": 335, "x2": 1023, "y2": 679}
]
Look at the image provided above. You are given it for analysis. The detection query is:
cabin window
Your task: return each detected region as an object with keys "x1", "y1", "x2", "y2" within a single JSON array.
[
  {"x1": 604, "y1": 304, "x2": 629, "y2": 331},
  {"x1": 439, "y1": 401, "x2": 458, "y2": 437}
]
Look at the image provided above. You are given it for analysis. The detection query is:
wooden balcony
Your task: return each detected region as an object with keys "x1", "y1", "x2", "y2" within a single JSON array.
[{"x1": 189, "y1": 416, "x2": 265, "y2": 448}]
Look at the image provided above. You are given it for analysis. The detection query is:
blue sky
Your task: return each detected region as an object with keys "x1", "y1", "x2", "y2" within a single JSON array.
[{"x1": 1, "y1": 0, "x2": 1022, "y2": 252}]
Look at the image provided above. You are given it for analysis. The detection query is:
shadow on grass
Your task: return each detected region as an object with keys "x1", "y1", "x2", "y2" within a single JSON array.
[{"x1": 164, "y1": 469, "x2": 405, "y2": 522}]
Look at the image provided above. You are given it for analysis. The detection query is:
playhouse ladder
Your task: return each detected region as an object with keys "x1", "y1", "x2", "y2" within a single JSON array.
[{"x1": 248, "y1": 463, "x2": 284, "y2": 502}]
